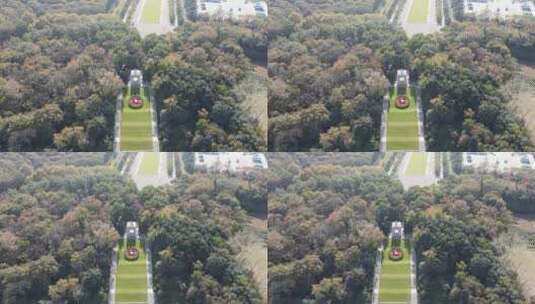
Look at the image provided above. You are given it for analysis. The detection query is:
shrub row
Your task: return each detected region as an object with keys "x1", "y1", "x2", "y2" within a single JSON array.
[
  {"x1": 169, "y1": 0, "x2": 176, "y2": 24},
  {"x1": 119, "y1": 0, "x2": 133, "y2": 18},
  {"x1": 434, "y1": 152, "x2": 441, "y2": 177},
  {"x1": 444, "y1": 0, "x2": 452, "y2": 25},
  {"x1": 436, "y1": 0, "x2": 443, "y2": 24},
  {"x1": 392, "y1": 0, "x2": 408, "y2": 23},
  {"x1": 126, "y1": 0, "x2": 140, "y2": 23},
  {"x1": 184, "y1": 0, "x2": 197, "y2": 21},
  {"x1": 442, "y1": 152, "x2": 450, "y2": 177},
  {"x1": 176, "y1": 0, "x2": 185, "y2": 24}
]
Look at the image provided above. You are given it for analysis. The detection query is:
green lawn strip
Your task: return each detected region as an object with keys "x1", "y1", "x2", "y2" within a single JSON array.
[
  {"x1": 138, "y1": 152, "x2": 160, "y2": 175},
  {"x1": 141, "y1": 0, "x2": 161, "y2": 23},
  {"x1": 387, "y1": 139, "x2": 420, "y2": 151},
  {"x1": 408, "y1": 0, "x2": 429, "y2": 23},
  {"x1": 121, "y1": 139, "x2": 155, "y2": 151},
  {"x1": 386, "y1": 87, "x2": 419, "y2": 151},
  {"x1": 405, "y1": 152, "x2": 428, "y2": 176},
  {"x1": 121, "y1": 87, "x2": 153, "y2": 151},
  {"x1": 115, "y1": 239, "x2": 148, "y2": 303},
  {"x1": 379, "y1": 239, "x2": 411, "y2": 303}
]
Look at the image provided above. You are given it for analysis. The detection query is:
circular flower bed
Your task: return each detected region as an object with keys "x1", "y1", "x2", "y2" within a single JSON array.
[
  {"x1": 124, "y1": 247, "x2": 139, "y2": 261},
  {"x1": 128, "y1": 95, "x2": 144, "y2": 109},
  {"x1": 395, "y1": 95, "x2": 410, "y2": 109},
  {"x1": 388, "y1": 247, "x2": 403, "y2": 261}
]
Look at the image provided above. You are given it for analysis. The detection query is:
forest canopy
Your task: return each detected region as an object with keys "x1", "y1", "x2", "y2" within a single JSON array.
[
  {"x1": 0, "y1": 153, "x2": 266, "y2": 303},
  {"x1": 267, "y1": 153, "x2": 533, "y2": 303},
  {"x1": 268, "y1": 0, "x2": 535, "y2": 151},
  {"x1": 0, "y1": 0, "x2": 267, "y2": 152}
]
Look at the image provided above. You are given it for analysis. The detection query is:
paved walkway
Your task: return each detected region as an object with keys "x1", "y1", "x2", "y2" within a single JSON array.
[
  {"x1": 397, "y1": 152, "x2": 439, "y2": 190},
  {"x1": 113, "y1": 93, "x2": 123, "y2": 152},
  {"x1": 410, "y1": 239, "x2": 418, "y2": 304},
  {"x1": 371, "y1": 245, "x2": 384, "y2": 304},
  {"x1": 380, "y1": 95, "x2": 388, "y2": 152}
]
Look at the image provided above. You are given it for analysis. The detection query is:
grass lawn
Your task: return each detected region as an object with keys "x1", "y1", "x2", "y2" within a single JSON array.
[
  {"x1": 405, "y1": 152, "x2": 428, "y2": 176},
  {"x1": 115, "y1": 239, "x2": 148, "y2": 303},
  {"x1": 408, "y1": 0, "x2": 429, "y2": 23},
  {"x1": 501, "y1": 215, "x2": 535, "y2": 298},
  {"x1": 386, "y1": 87, "x2": 420, "y2": 151},
  {"x1": 138, "y1": 152, "x2": 160, "y2": 175},
  {"x1": 233, "y1": 217, "x2": 268, "y2": 301},
  {"x1": 379, "y1": 238, "x2": 411, "y2": 304},
  {"x1": 141, "y1": 0, "x2": 161, "y2": 23},
  {"x1": 121, "y1": 87, "x2": 153, "y2": 151},
  {"x1": 511, "y1": 63, "x2": 535, "y2": 144},
  {"x1": 235, "y1": 66, "x2": 268, "y2": 142}
]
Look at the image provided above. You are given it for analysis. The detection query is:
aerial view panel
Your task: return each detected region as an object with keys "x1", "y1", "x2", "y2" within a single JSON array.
[
  {"x1": 0, "y1": 152, "x2": 267, "y2": 303},
  {"x1": 268, "y1": 0, "x2": 535, "y2": 152},
  {"x1": 0, "y1": 0, "x2": 267, "y2": 152},
  {"x1": 268, "y1": 152, "x2": 535, "y2": 304}
]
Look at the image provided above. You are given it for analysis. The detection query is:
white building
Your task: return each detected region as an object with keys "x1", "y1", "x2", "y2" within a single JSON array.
[
  {"x1": 194, "y1": 152, "x2": 268, "y2": 173},
  {"x1": 197, "y1": 0, "x2": 268, "y2": 19},
  {"x1": 464, "y1": 0, "x2": 534, "y2": 19},
  {"x1": 395, "y1": 70, "x2": 410, "y2": 88},
  {"x1": 126, "y1": 221, "x2": 139, "y2": 241},
  {"x1": 129, "y1": 70, "x2": 143, "y2": 88},
  {"x1": 391, "y1": 222, "x2": 404, "y2": 240},
  {"x1": 463, "y1": 152, "x2": 535, "y2": 172}
]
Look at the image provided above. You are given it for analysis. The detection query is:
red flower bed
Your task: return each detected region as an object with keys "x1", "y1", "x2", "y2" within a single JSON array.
[
  {"x1": 395, "y1": 95, "x2": 410, "y2": 109},
  {"x1": 124, "y1": 247, "x2": 139, "y2": 261},
  {"x1": 128, "y1": 95, "x2": 144, "y2": 109},
  {"x1": 388, "y1": 247, "x2": 403, "y2": 261}
]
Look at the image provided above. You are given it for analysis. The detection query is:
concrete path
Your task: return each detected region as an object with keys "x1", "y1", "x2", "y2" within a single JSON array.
[
  {"x1": 399, "y1": 0, "x2": 442, "y2": 37},
  {"x1": 129, "y1": 152, "x2": 173, "y2": 189},
  {"x1": 380, "y1": 94, "x2": 388, "y2": 152},
  {"x1": 108, "y1": 246, "x2": 119, "y2": 304},
  {"x1": 410, "y1": 239, "x2": 418, "y2": 304},
  {"x1": 146, "y1": 239, "x2": 156, "y2": 304},
  {"x1": 149, "y1": 90, "x2": 160, "y2": 152},
  {"x1": 415, "y1": 87, "x2": 426, "y2": 151},
  {"x1": 171, "y1": 152, "x2": 177, "y2": 179},
  {"x1": 113, "y1": 93, "x2": 123, "y2": 152},
  {"x1": 397, "y1": 152, "x2": 439, "y2": 190},
  {"x1": 371, "y1": 245, "x2": 384, "y2": 304}
]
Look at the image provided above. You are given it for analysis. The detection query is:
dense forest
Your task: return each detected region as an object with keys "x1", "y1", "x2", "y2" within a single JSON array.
[
  {"x1": 140, "y1": 171, "x2": 267, "y2": 302},
  {"x1": 268, "y1": 153, "x2": 534, "y2": 303},
  {"x1": 414, "y1": 21, "x2": 535, "y2": 151},
  {"x1": 0, "y1": 153, "x2": 266, "y2": 303},
  {"x1": 0, "y1": 159, "x2": 134, "y2": 303},
  {"x1": 268, "y1": 0, "x2": 535, "y2": 151},
  {"x1": 0, "y1": 0, "x2": 143, "y2": 151},
  {"x1": 0, "y1": 0, "x2": 266, "y2": 151},
  {"x1": 143, "y1": 19, "x2": 268, "y2": 151}
]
